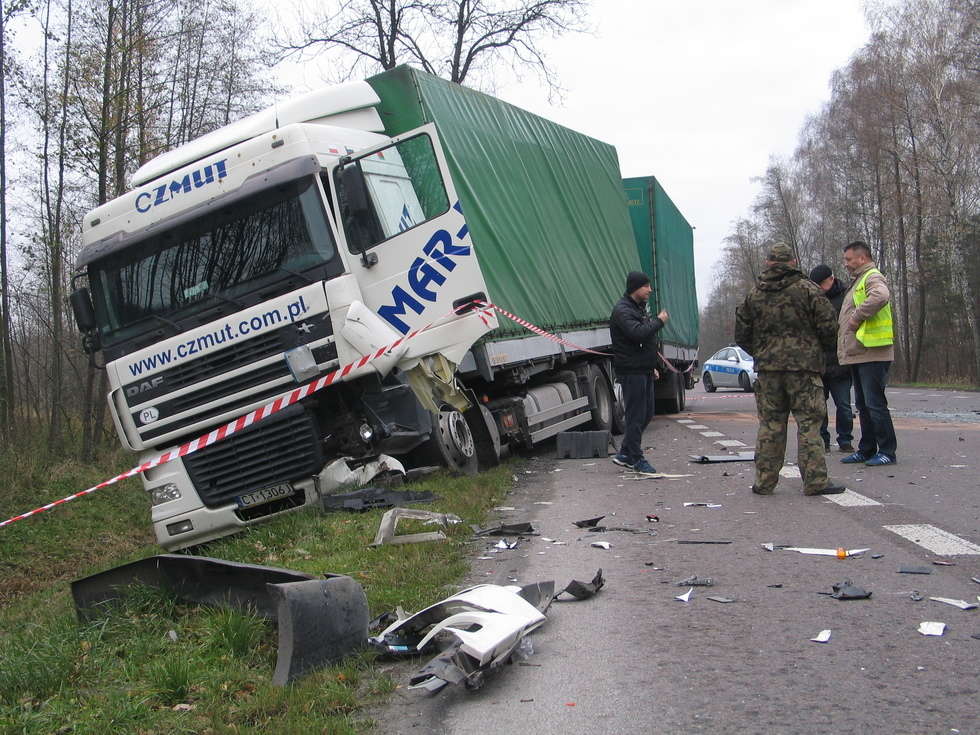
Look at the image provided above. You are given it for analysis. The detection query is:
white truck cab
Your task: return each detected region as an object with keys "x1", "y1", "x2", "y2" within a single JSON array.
[{"x1": 72, "y1": 82, "x2": 496, "y2": 549}]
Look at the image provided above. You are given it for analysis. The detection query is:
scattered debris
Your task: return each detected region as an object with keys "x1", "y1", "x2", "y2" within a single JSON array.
[
  {"x1": 898, "y1": 566, "x2": 932, "y2": 575},
  {"x1": 761, "y1": 543, "x2": 794, "y2": 552},
  {"x1": 473, "y1": 522, "x2": 537, "y2": 537},
  {"x1": 646, "y1": 514, "x2": 660, "y2": 523},
  {"x1": 320, "y1": 486, "x2": 435, "y2": 512},
  {"x1": 917, "y1": 621, "x2": 946, "y2": 636},
  {"x1": 370, "y1": 508, "x2": 462, "y2": 547},
  {"x1": 675, "y1": 576, "x2": 714, "y2": 587},
  {"x1": 706, "y1": 596, "x2": 735, "y2": 604},
  {"x1": 820, "y1": 580, "x2": 872, "y2": 600},
  {"x1": 574, "y1": 516, "x2": 605, "y2": 528},
  {"x1": 683, "y1": 502, "x2": 722, "y2": 508},
  {"x1": 675, "y1": 588, "x2": 694, "y2": 603},
  {"x1": 590, "y1": 541, "x2": 611, "y2": 550},
  {"x1": 677, "y1": 539, "x2": 732, "y2": 545},
  {"x1": 810, "y1": 629, "x2": 832, "y2": 643},
  {"x1": 931, "y1": 560, "x2": 955, "y2": 566},
  {"x1": 689, "y1": 453, "x2": 755, "y2": 464},
  {"x1": 910, "y1": 591, "x2": 924, "y2": 601},
  {"x1": 972, "y1": 577, "x2": 980, "y2": 585},
  {"x1": 767, "y1": 584, "x2": 783, "y2": 588},
  {"x1": 928, "y1": 597, "x2": 978, "y2": 610},
  {"x1": 783, "y1": 547, "x2": 870, "y2": 557},
  {"x1": 555, "y1": 569, "x2": 605, "y2": 600},
  {"x1": 371, "y1": 582, "x2": 554, "y2": 693},
  {"x1": 871, "y1": 553, "x2": 884, "y2": 559},
  {"x1": 495, "y1": 539, "x2": 519, "y2": 550}
]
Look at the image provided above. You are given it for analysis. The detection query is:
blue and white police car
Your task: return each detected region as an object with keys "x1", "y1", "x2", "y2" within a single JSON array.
[{"x1": 702, "y1": 346, "x2": 756, "y2": 392}]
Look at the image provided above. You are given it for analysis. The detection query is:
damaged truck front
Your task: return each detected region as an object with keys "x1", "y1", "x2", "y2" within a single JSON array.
[{"x1": 70, "y1": 81, "x2": 497, "y2": 550}]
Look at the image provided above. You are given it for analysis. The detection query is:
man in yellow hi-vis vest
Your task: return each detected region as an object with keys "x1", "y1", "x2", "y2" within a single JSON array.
[{"x1": 837, "y1": 241, "x2": 897, "y2": 466}]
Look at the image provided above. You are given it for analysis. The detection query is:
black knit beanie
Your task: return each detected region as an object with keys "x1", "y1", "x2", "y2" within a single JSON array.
[
  {"x1": 809, "y1": 264, "x2": 833, "y2": 283},
  {"x1": 626, "y1": 271, "x2": 651, "y2": 294}
]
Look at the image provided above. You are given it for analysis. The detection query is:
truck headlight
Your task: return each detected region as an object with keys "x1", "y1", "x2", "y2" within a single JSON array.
[{"x1": 149, "y1": 482, "x2": 182, "y2": 506}]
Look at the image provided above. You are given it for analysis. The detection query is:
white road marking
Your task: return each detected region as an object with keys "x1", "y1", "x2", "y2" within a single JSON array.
[
  {"x1": 676, "y1": 419, "x2": 696, "y2": 424},
  {"x1": 700, "y1": 431, "x2": 724, "y2": 437},
  {"x1": 824, "y1": 490, "x2": 882, "y2": 507},
  {"x1": 779, "y1": 465, "x2": 802, "y2": 479},
  {"x1": 883, "y1": 524, "x2": 980, "y2": 556},
  {"x1": 687, "y1": 425, "x2": 708, "y2": 429},
  {"x1": 714, "y1": 439, "x2": 746, "y2": 447}
]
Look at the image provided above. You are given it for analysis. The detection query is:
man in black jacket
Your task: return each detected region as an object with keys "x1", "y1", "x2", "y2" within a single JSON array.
[
  {"x1": 809, "y1": 264, "x2": 855, "y2": 453},
  {"x1": 609, "y1": 271, "x2": 669, "y2": 475}
]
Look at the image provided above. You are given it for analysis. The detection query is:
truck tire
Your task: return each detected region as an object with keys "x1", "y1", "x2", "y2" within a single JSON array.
[
  {"x1": 464, "y1": 404, "x2": 501, "y2": 470},
  {"x1": 585, "y1": 364, "x2": 614, "y2": 431},
  {"x1": 656, "y1": 371, "x2": 683, "y2": 415},
  {"x1": 611, "y1": 380, "x2": 626, "y2": 436},
  {"x1": 410, "y1": 408, "x2": 479, "y2": 475}
]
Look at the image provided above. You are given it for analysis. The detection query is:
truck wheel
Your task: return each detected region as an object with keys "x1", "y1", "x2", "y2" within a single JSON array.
[
  {"x1": 464, "y1": 404, "x2": 501, "y2": 470},
  {"x1": 611, "y1": 381, "x2": 626, "y2": 436},
  {"x1": 702, "y1": 373, "x2": 716, "y2": 393},
  {"x1": 739, "y1": 371, "x2": 754, "y2": 393},
  {"x1": 412, "y1": 408, "x2": 478, "y2": 475},
  {"x1": 656, "y1": 371, "x2": 682, "y2": 414},
  {"x1": 586, "y1": 364, "x2": 614, "y2": 431}
]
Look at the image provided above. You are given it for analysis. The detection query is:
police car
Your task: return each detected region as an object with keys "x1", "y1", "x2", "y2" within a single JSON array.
[{"x1": 702, "y1": 346, "x2": 756, "y2": 392}]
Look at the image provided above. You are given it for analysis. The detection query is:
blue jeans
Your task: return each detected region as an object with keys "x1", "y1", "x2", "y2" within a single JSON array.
[
  {"x1": 619, "y1": 374, "x2": 655, "y2": 464},
  {"x1": 851, "y1": 361, "x2": 897, "y2": 460},
  {"x1": 820, "y1": 372, "x2": 854, "y2": 447}
]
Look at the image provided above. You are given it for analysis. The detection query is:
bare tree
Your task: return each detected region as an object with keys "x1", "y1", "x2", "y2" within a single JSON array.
[{"x1": 275, "y1": 0, "x2": 588, "y2": 96}]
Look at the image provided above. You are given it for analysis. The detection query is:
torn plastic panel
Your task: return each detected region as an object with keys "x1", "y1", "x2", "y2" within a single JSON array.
[
  {"x1": 314, "y1": 454, "x2": 406, "y2": 497},
  {"x1": 555, "y1": 569, "x2": 605, "y2": 600},
  {"x1": 369, "y1": 507, "x2": 462, "y2": 546},
  {"x1": 320, "y1": 486, "x2": 436, "y2": 512}
]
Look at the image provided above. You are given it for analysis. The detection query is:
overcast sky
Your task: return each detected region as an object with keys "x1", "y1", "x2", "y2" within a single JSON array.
[{"x1": 282, "y1": 1, "x2": 874, "y2": 307}]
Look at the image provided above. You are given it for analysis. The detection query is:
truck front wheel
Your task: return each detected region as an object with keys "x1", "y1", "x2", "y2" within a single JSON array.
[{"x1": 411, "y1": 408, "x2": 479, "y2": 475}]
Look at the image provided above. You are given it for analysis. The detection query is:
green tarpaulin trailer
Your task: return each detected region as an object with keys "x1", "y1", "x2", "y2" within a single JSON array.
[{"x1": 367, "y1": 66, "x2": 641, "y2": 340}]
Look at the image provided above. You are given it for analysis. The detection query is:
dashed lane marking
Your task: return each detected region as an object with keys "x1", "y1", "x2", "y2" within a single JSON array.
[
  {"x1": 686, "y1": 425, "x2": 708, "y2": 430},
  {"x1": 779, "y1": 466, "x2": 802, "y2": 479},
  {"x1": 676, "y1": 419, "x2": 696, "y2": 424},
  {"x1": 883, "y1": 524, "x2": 980, "y2": 555},
  {"x1": 700, "y1": 431, "x2": 724, "y2": 437},
  {"x1": 825, "y1": 490, "x2": 882, "y2": 507},
  {"x1": 715, "y1": 439, "x2": 746, "y2": 447}
]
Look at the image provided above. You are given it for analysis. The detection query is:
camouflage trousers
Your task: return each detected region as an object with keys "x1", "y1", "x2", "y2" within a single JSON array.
[{"x1": 753, "y1": 371, "x2": 828, "y2": 494}]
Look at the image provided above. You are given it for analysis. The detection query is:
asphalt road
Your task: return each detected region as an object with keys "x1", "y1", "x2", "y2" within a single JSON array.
[{"x1": 373, "y1": 385, "x2": 980, "y2": 735}]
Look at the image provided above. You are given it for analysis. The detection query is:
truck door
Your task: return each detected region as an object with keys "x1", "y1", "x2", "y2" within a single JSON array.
[{"x1": 329, "y1": 124, "x2": 493, "y2": 343}]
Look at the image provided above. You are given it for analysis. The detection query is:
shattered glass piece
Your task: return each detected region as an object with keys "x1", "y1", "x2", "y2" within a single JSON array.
[
  {"x1": 928, "y1": 597, "x2": 978, "y2": 610},
  {"x1": 898, "y1": 566, "x2": 933, "y2": 575},
  {"x1": 675, "y1": 587, "x2": 694, "y2": 603},
  {"x1": 675, "y1": 576, "x2": 714, "y2": 587},
  {"x1": 810, "y1": 629, "x2": 832, "y2": 643},
  {"x1": 917, "y1": 621, "x2": 946, "y2": 636},
  {"x1": 574, "y1": 516, "x2": 605, "y2": 528}
]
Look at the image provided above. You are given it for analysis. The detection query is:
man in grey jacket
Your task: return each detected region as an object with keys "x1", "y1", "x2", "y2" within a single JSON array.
[{"x1": 838, "y1": 241, "x2": 897, "y2": 466}]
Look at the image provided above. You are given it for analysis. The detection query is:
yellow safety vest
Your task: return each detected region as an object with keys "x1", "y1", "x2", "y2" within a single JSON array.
[{"x1": 853, "y1": 268, "x2": 893, "y2": 347}]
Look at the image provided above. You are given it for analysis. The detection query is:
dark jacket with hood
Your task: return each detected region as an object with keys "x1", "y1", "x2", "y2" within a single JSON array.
[
  {"x1": 610, "y1": 294, "x2": 665, "y2": 375},
  {"x1": 820, "y1": 277, "x2": 849, "y2": 378},
  {"x1": 734, "y1": 264, "x2": 837, "y2": 374}
]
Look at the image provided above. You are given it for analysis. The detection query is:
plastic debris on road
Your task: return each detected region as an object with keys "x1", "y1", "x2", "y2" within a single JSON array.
[
  {"x1": 474, "y1": 522, "x2": 537, "y2": 537},
  {"x1": 590, "y1": 541, "x2": 611, "y2": 550},
  {"x1": 820, "y1": 580, "x2": 872, "y2": 600},
  {"x1": 917, "y1": 621, "x2": 946, "y2": 636},
  {"x1": 928, "y1": 597, "x2": 978, "y2": 610},
  {"x1": 898, "y1": 566, "x2": 932, "y2": 575},
  {"x1": 494, "y1": 539, "x2": 519, "y2": 550},
  {"x1": 706, "y1": 596, "x2": 735, "y2": 604},
  {"x1": 675, "y1": 588, "x2": 694, "y2": 603},
  {"x1": 689, "y1": 453, "x2": 755, "y2": 464},
  {"x1": 810, "y1": 629, "x2": 832, "y2": 643},
  {"x1": 684, "y1": 502, "x2": 722, "y2": 508},
  {"x1": 555, "y1": 569, "x2": 605, "y2": 600},
  {"x1": 677, "y1": 539, "x2": 733, "y2": 545},
  {"x1": 676, "y1": 576, "x2": 714, "y2": 587},
  {"x1": 574, "y1": 516, "x2": 605, "y2": 528},
  {"x1": 783, "y1": 547, "x2": 870, "y2": 557}
]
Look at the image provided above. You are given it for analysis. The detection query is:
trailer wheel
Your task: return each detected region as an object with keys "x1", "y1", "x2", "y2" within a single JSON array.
[
  {"x1": 411, "y1": 408, "x2": 479, "y2": 475},
  {"x1": 586, "y1": 364, "x2": 614, "y2": 431}
]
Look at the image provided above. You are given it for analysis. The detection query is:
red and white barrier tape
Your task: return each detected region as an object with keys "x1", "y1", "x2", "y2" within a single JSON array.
[
  {"x1": 0, "y1": 301, "x2": 689, "y2": 529},
  {"x1": 658, "y1": 351, "x2": 698, "y2": 375}
]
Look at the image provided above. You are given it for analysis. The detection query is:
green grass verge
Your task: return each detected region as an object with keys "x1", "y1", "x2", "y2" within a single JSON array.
[
  {"x1": 0, "y1": 448, "x2": 515, "y2": 734},
  {"x1": 891, "y1": 381, "x2": 979, "y2": 391}
]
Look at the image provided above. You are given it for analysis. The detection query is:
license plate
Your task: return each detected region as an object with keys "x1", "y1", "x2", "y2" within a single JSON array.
[{"x1": 236, "y1": 482, "x2": 294, "y2": 508}]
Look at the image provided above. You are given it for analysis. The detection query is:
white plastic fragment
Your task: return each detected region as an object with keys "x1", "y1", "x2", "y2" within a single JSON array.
[
  {"x1": 928, "y1": 597, "x2": 978, "y2": 610},
  {"x1": 675, "y1": 588, "x2": 693, "y2": 603},
  {"x1": 495, "y1": 539, "x2": 518, "y2": 550},
  {"x1": 684, "y1": 502, "x2": 722, "y2": 508},
  {"x1": 917, "y1": 621, "x2": 946, "y2": 636},
  {"x1": 810, "y1": 629, "x2": 832, "y2": 643},
  {"x1": 590, "y1": 541, "x2": 611, "y2": 550},
  {"x1": 783, "y1": 547, "x2": 870, "y2": 556}
]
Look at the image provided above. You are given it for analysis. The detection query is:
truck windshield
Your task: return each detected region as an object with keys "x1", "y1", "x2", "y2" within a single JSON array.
[{"x1": 89, "y1": 176, "x2": 335, "y2": 347}]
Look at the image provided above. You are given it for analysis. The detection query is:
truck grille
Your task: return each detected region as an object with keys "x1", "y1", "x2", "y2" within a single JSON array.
[{"x1": 183, "y1": 404, "x2": 323, "y2": 509}]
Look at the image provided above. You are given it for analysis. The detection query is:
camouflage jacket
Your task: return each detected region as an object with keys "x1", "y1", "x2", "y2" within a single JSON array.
[{"x1": 734, "y1": 264, "x2": 837, "y2": 373}]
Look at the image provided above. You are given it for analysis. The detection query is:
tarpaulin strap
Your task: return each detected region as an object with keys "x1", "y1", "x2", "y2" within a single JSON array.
[
  {"x1": 476, "y1": 300, "x2": 611, "y2": 357},
  {"x1": 658, "y1": 351, "x2": 697, "y2": 375},
  {"x1": 0, "y1": 304, "x2": 478, "y2": 530}
]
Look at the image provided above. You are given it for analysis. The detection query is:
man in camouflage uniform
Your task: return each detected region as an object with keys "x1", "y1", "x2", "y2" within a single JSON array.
[{"x1": 734, "y1": 243, "x2": 846, "y2": 496}]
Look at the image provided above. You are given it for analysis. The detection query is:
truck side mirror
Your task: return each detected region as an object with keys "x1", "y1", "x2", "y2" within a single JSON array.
[
  {"x1": 339, "y1": 162, "x2": 379, "y2": 267},
  {"x1": 70, "y1": 287, "x2": 97, "y2": 332}
]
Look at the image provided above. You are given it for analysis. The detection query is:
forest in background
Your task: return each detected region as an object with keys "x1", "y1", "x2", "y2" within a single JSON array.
[{"x1": 699, "y1": 0, "x2": 978, "y2": 386}]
